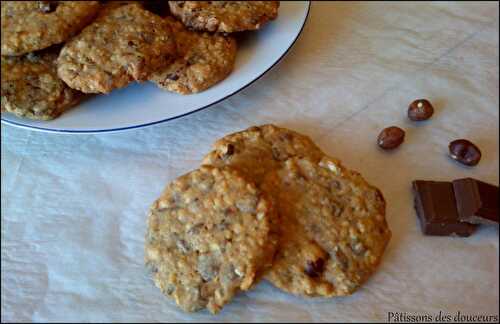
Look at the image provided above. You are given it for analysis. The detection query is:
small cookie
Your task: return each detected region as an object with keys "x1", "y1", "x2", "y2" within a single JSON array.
[
  {"x1": 1, "y1": 50, "x2": 83, "y2": 120},
  {"x1": 1, "y1": 1, "x2": 100, "y2": 56},
  {"x1": 145, "y1": 166, "x2": 276, "y2": 314},
  {"x1": 168, "y1": 1, "x2": 279, "y2": 33},
  {"x1": 150, "y1": 17, "x2": 237, "y2": 94},
  {"x1": 202, "y1": 124, "x2": 324, "y2": 186},
  {"x1": 57, "y1": 3, "x2": 177, "y2": 93},
  {"x1": 262, "y1": 156, "x2": 391, "y2": 297}
]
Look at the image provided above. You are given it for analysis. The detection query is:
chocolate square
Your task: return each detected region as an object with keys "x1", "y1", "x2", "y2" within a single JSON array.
[
  {"x1": 412, "y1": 180, "x2": 477, "y2": 236},
  {"x1": 453, "y1": 178, "x2": 499, "y2": 225}
]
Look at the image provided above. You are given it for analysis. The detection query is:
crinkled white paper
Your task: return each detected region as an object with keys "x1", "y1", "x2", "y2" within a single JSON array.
[{"x1": 2, "y1": 2, "x2": 499, "y2": 322}]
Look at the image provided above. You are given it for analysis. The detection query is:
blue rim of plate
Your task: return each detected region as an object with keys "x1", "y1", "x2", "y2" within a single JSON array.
[{"x1": 1, "y1": 2, "x2": 311, "y2": 134}]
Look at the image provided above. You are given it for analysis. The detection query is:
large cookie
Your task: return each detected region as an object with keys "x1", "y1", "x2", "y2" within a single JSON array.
[
  {"x1": 144, "y1": 166, "x2": 277, "y2": 314},
  {"x1": 1, "y1": 50, "x2": 83, "y2": 120},
  {"x1": 168, "y1": 1, "x2": 279, "y2": 33},
  {"x1": 57, "y1": 3, "x2": 176, "y2": 93},
  {"x1": 202, "y1": 124, "x2": 324, "y2": 186},
  {"x1": 150, "y1": 17, "x2": 237, "y2": 94},
  {"x1": 1, "y1": 1, "x2": 100, "y2": 56},
  {"x1": 262, "y1": 156, "x2": 391, "y2": 297}
]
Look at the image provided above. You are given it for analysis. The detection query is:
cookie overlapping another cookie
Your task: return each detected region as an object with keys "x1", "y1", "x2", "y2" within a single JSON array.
[
  {"x1": 57, "y1": 3, "x2": 177, "y2": 94},
  {"x1": 145, "y1": 165, "x2": 277, "y2": 314},
  {"x1": 150, "y1": 17, "x2": 237, "y2": 94},
  {"x1": 203, "y1": 125, "x2": 391, "y2": 297},
  {"x1": 146, "y1": 124, "x2": 391, "y2": 314}
]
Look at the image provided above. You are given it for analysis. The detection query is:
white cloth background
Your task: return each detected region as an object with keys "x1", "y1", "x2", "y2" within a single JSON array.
[{"x1": 2, "y1": 2, "x2": 499, "y2": 322}]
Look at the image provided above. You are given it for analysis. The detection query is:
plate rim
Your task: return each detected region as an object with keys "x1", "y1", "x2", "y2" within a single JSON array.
[{"x1": 1, "y1": 1, "x2": 311, "y2": 134}]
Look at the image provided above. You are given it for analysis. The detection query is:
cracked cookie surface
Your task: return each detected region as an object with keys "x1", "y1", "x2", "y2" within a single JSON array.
[
  {"x1": 144, "y1": 166, "x2": 276, "y2": 314},
  {"x1": 1, "y1": 49, "x2": 84, "y2": 120},
  {"x1": 150, "y1": 17, "x2": 237, "y2": 94},
  {"x1": 1, "y1": 1, "x2": 100, "y2": 56},
  {"x1": 57, "y1": 3, "x2": 176, "y2": 93},
  {"x1": 262, "y1": 156, "x2": 391, "y2": 297},
  {"x1": 168, "y1": 1, "x2": 279, "y2": 33}
]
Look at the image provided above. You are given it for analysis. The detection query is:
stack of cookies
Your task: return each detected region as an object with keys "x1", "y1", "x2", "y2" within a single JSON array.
[
  {"x1": 1, "y1": 1, "x2": 280, "y2": 120},
  {"x1": 145, "y1": 125, "x2": 392, "y2": 314}
]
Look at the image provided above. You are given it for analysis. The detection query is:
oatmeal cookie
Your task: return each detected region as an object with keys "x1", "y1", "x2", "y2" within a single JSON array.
[
  {"x1": 202, "y1": 124, "x2": 324, "y2": 186},
  {"x1": 168, "y1": 1, "x2": 279, "y2": 33},
  {"x1": 262, "y1": 156, "x2": 391, "y2": 297},
  {"x1": 1, "y1": 1, "x2": 100, "y2": 56},
  {"x1": 150, "y1": 17, "x2": 237, "y2": 94},
  {"x1": 144, "y1": 166, "x2": 277, "y2": 314},
  {"x1": 57, "y1": 3, "x2": 176, "y2": 93},
  {"x1": 1, "y1": 50, "x2": 83, "y2": 120}
]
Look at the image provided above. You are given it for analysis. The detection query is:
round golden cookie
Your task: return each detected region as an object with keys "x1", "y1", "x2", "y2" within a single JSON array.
[
  {"x1": 144, "y1": 166, "x2": 277, "y2": 314},
  {"x1": 202, "y1": 124, "x2": 324, "y2": 186},
  {"x1": 57, "y1": 3, "x2": 177, "y2": 94},
  {"x1": 262, "y1": 156, "x2": 391, "y2": 297},
  {"x1": 168, "y1": 1, "x2": 279, "y2": 33},
  {"x1": 1, "y1": 1, "x2": 100, "y2": 56},
  {"x1": 1, "y1": 50, "x2": 84, "y2": 120},
  {"x1": 150, "y1": 17, "x2": 237, "y2": 94}
]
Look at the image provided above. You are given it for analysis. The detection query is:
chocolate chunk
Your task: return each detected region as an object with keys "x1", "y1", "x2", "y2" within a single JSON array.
[
  {"x1": 166, "y1": 73, "x2": 179, "y2": 81},
  {"x1": 39, "y1": 1, "x2": 58, "y2": 13},
  {"x1": 219, "y1": 143, "x2": 234, "y2": 160},
  {"x1": 412, "y1": 180, "x2": 477, "y2": 236},
  {"x1": 453, "y1": 178, "x2": 499, "y2": 225},
  {"x1": 224, "y1": 143, "x2": 234, "y2": 156},
  {"x1": 304, "y1": 258, "x2": 325, "y2": 278}
]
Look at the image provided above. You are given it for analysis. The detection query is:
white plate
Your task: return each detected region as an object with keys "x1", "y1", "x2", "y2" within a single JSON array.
[{"x1": 1, "y1": 1, "x2": 310, "y2": 134}]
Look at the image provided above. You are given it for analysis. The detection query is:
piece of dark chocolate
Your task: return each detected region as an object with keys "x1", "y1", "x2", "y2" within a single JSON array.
[
  {"x1": 453, "y1": 178, "x2": 499, "y2": 225},
  {"x1": 412, "y1": 180, "x2": 477, "y2": 236}
]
